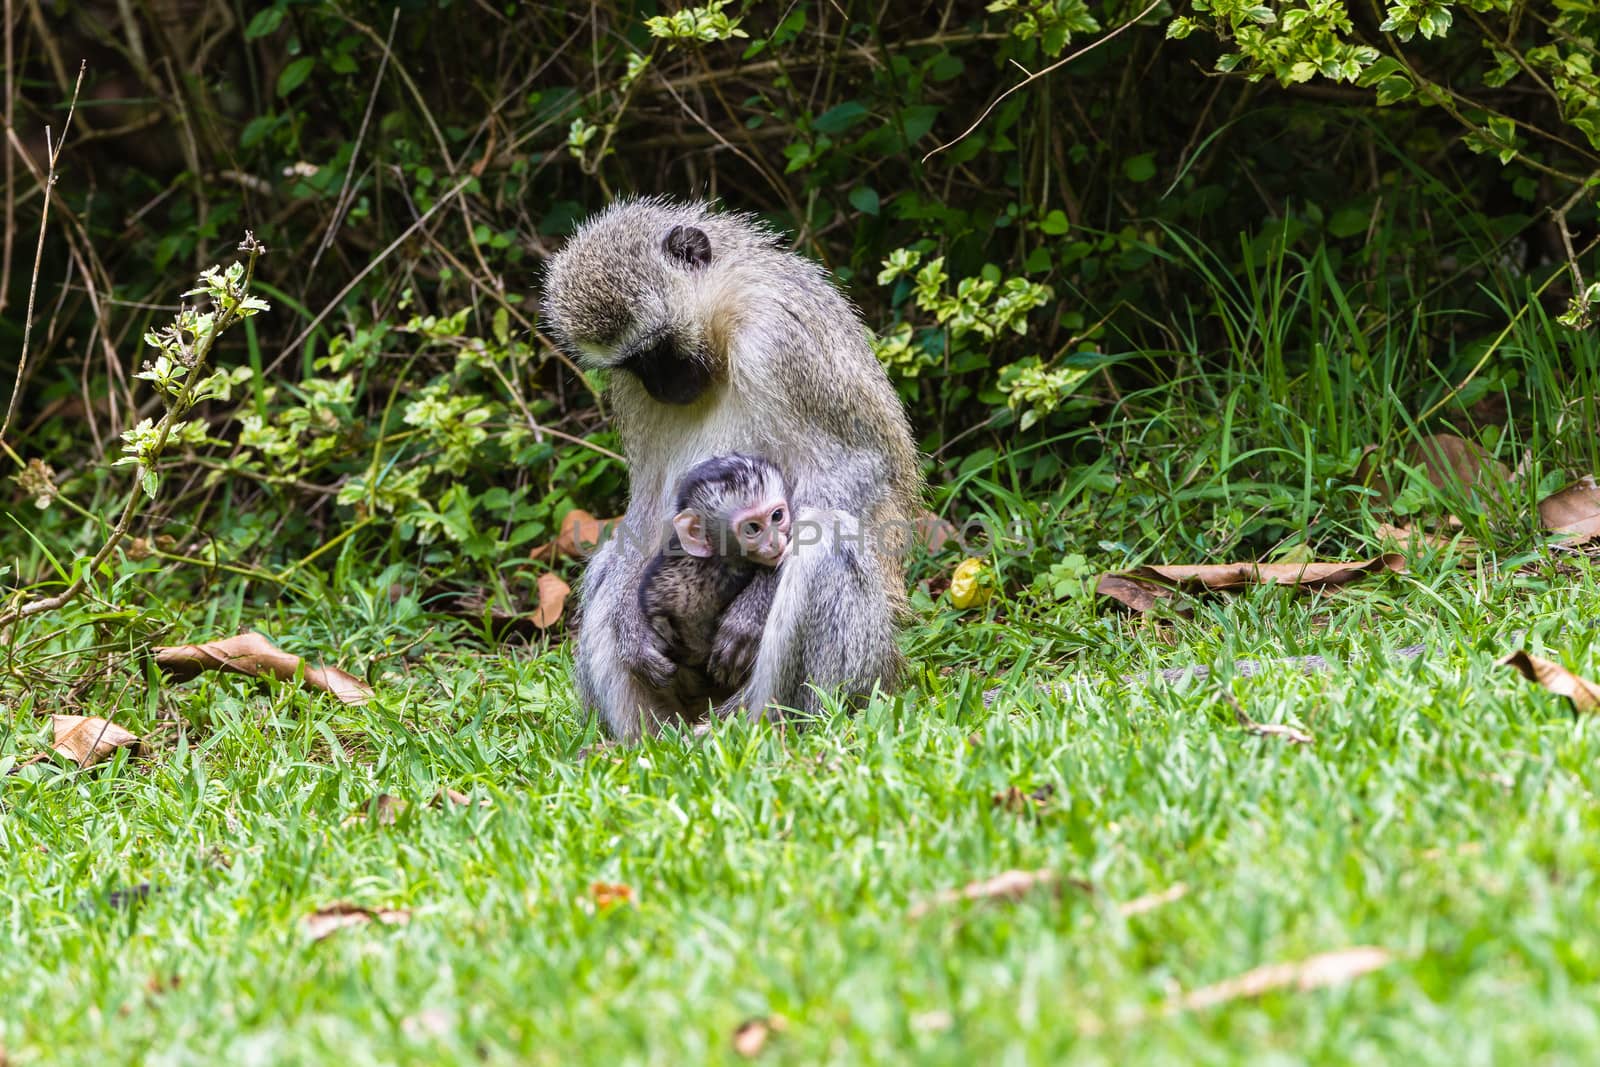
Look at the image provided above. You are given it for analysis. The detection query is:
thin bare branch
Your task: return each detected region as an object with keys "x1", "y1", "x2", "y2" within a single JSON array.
[
  {"x1": 2, "y1": 60, "x2": 84, "y2": 442},
  {"x1": 923, "y1": 0, "x2": 1162, "y2": 164}
]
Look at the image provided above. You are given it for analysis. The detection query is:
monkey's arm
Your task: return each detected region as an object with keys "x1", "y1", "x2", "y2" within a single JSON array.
[
  {"x1": 577, "y1": 526, "x2": 676, "y2": 695},
  {"x1": 706, "y1": 446, "x2": 886, "y2": 691},
  {"x1": 706, "y1": 566, "x2": 779, "y2": 690},
  {"x1": 716, "y1": 508, "x2": 897, "y2": 722}
]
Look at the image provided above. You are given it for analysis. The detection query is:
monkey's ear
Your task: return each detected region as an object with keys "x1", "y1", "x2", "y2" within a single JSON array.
[
  {"x1": 663, "y1": 225, "x2": 712, "y2": 269},
  {"x1": 673, "y1": 510, "x2": 715, "y2": 557}
]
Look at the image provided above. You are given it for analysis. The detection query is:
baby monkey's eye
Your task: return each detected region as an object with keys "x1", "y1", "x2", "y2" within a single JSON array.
[
  {"x1": 743, "y1": 521, "x2": 762, "y2": 537},
  {"x1": 771, "y1": 508, "x2": 785, "y2": 524}
]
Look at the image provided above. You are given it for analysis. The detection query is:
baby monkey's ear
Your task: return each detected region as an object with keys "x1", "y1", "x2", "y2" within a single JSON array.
[
  {"x1": 673, "y1": 510, "x2": 715, "y2": 557},
  {"x1": 663, "y1": 225, "x2": 712, "y2": 269}
]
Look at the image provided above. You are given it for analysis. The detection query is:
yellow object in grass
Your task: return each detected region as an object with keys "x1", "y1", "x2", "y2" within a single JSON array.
[{"x1": 949, "y1": 558, "x2": 992, "y2": 609}]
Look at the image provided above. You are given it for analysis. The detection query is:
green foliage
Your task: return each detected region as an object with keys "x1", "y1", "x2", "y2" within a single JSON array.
[
  {"x1": 644, "y1": 0, "x2": 747, "y2": 44},
  {"x1": 3, "y1": 0, "x2": 1599, "y2": 595},
  {"x1": 988, "y1": 0, "x2": 1101, "y2": 54}
]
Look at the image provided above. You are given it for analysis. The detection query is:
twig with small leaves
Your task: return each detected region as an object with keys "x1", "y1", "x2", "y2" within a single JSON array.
[{"x1": 0, "y1": 234, "x2": 270, "y2": 629}]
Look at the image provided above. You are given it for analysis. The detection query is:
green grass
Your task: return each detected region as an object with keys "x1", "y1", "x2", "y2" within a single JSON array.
[
  {"x1": 4, "y1": 548, "x2": 1600, "y2": 1065},
  {"x1": 6, "y1": 214, "x2": 1599, "y2": 1064}
]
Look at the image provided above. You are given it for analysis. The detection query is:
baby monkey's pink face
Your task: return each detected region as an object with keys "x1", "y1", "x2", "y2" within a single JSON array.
[
  {"x1": 726, "y1": 493, "x2": 791, "y2": 567},
  {"x1": 670, "y1": 453, "x2": 794, "y2": 566}
]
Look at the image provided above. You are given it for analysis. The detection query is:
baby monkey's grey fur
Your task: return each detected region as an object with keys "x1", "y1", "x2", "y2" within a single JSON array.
[
  {"x1": 544, "y1": 197, "x2": 922, "y2": 740},
  {"x1": 638, "y1": 453, "x2": 792, "y2": 720}
]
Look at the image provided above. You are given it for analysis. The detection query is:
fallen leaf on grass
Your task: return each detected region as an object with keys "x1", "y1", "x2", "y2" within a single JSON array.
[
  {"x1": 732, "y1": 1016, "x2": 789, "y2": 1057},
  {"x1": 48, "y1": 714, "x2": 141, "y2": 768},
  {"x1": 1095, "y1": 556, "x2": 1402, "y2": 613},
  {"x1": 992, "y1": 783, "x2": 1055, "y2": 814},
  {"x1": 1539, "y1": 476, "x2": 1600, "y2": 543},
  {"x1": 1116, "y1": 883, "x2": 1189, "y2": 918},
  {"x1": 1374, "y1": 523, "x2": 1475, "y2": 553},
  {"x1": 343, "y1": 793, "x2": 407, "y2": 828},
  {"x1": 1174, "y1": 946, "x2": 1394, "y2": 1014},
  {"x1": 144, "y1": 974, "x2": 181, "y2": 996},
  {"x1": 908, "y1": 868, "x2": 1081, "y2": 919},
  {"x1": 431, "y1": 584, "x2": 561, "y2": 639},
  {"x1": 1123, "y1": 555, "x2": 1405, "y2": 591},
  {"x1": 346, "y1": 789, "x2": 490, "y2": 826},
  {"x1": 1351, "y1": 444, "x2": 1393, "y2": 504},
  {"x1": 431, "y1": 788, "x2": 490, "y2": 809},
  {"x1": 1410, "y1": 432, "x2": 1510, "y2": 501},
  {"x1": 1094, "y1": 573, "x2": 1176, "y2": 613},
  {"x1": 590, "y1": 882, "x2": 634, "y2": 909},
  {"x1": 531, "y1": 572, "x2": 570, "y2": 630},
  {"x1": 1501, "y1": 651, "x2": 1600, "y2": 714},
  {"x1": 303, "y1": 904, "x2": 411, "y2": 941},
  {"x1": 1080, "y1": 946, "x2": 1394, "y2": 1035},
  {"x1": 530, "y1": 509, "x2": 622, "y2": 561},
  {"x1": 154, "y1": 632, "x2": 372, "y2": 705}
]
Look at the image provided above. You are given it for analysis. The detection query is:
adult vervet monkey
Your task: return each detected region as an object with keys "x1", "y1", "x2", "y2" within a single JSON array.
[{"x1": 543, "y1": 197, "x2": 921, "y2": 741}]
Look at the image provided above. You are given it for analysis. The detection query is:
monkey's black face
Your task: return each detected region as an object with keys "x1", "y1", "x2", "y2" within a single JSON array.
[
  {"x1": 543, "y1": 200, "x2": 723, "y2": 404},
  {"x1": 610, "y1": 224, "x2": 715, "y2": 403},
  {"x1": 619, "y1": 332, "x2": 714, "y2": 406}
]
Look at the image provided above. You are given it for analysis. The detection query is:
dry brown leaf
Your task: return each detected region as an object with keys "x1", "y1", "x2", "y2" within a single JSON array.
[
  {"x1": 915, "y1": 511, "x2": 959, "y2": 553},
  {"x1": 1174, "y1": 946, "x2": 1393, "y2": 1014},
  {"x1": 560, "y1": 509, "x2": 617, "y2": 557},
  {"x1": 992, "y1": 783, "x2": 1055, "y2": 814},
  {"x1": 590, "y1": 881, "x2": 635, "y2": 909},
  {"x1": 1538, "y1": 476, "x2": 1600, "y2": 543},
  {"x1": 144, "y1": 974, "x2": 181, "y2": 996},
  {"x1": 1374, "y1": 523, "x2": 1474, "y2": 553},
  {"x1": 50, "y1": 715, "x2": 140, "y2": 768},
  {"x1": 154, "y1": 632, "x2": 373, "y2": 705},
  {"x1": 532, "y1": 509, "x2": 623, "y2": 561},
  {"x1": 531, "y1": 572, "x2": 571, "y2": 630},
  {"x1": 343, "y1": 793, "x2": 407, "y2": 828},
  {"x1": 732, "y1": 1016, "x2": 788, "y2": 1057},
  {"x1": 303, "y1": 903, "x2": 411, "y2": 941},
  {"x1": 1501, "y1": 651, "x2": 1600, "y2": 714},
  {"x1": 1410, "y1": 433, "x2": 1510, "y2": 501},
  {"x1": 431, "y1": 788, "x2": 490, "y2": 809},
  {"x1": 1351, "y1": 444, "x2": 1393, "y2": 505},
  {"x1": 1094, "y1": 573, "x2": 1174, "y2": 613},
  {"x1": 1117, "y1": 883, "x2": 1189, "y2": 918},
  {"x1": 909, "y1": 868, "x2": 1068, "y2": 919},
  {"x1": 1124, "y1": 555, "x2": 1405, "y2": 591},
  {"x1": 1079, "y1": 946, "x2": 1394, "y2": 1035}
]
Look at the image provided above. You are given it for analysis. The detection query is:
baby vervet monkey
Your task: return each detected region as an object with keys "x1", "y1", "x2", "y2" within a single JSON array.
[{"x1": 638, "y1": 454, "x2": 792, "y2": 717}]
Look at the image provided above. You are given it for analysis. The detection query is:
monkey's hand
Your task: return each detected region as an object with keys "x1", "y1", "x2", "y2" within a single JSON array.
[
  {"x1": 708, "y1": 568, "x2": 779, "y2": 690},
  {"x1": 619, "y1": 609, "x2": 678, "y2": 690}
]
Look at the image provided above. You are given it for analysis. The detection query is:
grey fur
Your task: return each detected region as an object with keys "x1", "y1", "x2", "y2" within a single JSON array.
[{"x1": 544, "y1": 197, "x2": 921, "y2": 740}]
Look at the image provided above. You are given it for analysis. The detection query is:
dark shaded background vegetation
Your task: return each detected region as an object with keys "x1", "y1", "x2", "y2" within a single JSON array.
[{"x1": 4, "y1": 0, "x2": 1598, "y2": 619}]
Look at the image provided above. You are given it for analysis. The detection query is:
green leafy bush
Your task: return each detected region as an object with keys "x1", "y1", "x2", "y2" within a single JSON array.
[{"x1": 2, "y1": 0, "x2": 1596, "y2": 597}]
